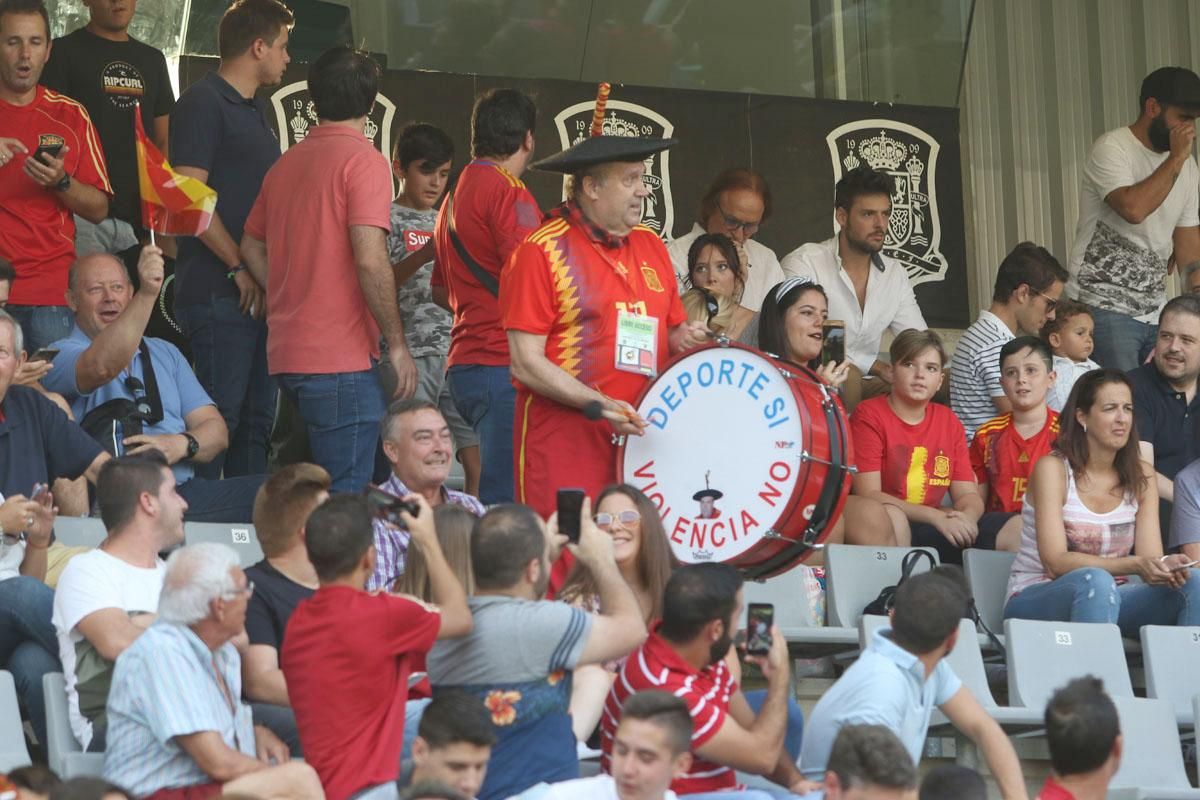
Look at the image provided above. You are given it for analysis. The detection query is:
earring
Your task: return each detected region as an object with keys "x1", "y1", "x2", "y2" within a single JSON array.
[{"x1": 1081, "y1": 423, "x2": 1087, "y2": 433}]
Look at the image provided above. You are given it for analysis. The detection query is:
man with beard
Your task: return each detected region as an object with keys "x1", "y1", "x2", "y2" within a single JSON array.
[
  {"x1": 602, "y1": 563, "x2": 812, "y2": 798},
  {"x1": 170, "y1": 0, "x2": 293, "y2": 479},
  {"x1": 1068, "y1": 67, "x2": 1200, "y2": 372},
  {"x1": 1129, "y1": 295, "x2": 1200, "y2": 547},
  {"x1": 780, "y1": 166, "x2": 927, "y2": 409},
  {"x1": 429, "y1": 502, "x2": 647, "y2": 800}
]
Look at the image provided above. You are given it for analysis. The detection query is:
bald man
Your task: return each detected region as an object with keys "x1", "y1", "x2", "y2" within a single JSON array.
[{"x1": 41, "y1": 247, "x2": 265, "y2": 522}]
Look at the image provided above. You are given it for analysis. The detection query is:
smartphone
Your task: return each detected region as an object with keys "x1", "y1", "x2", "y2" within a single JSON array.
[
  {"x1": 822, "y1": 320, "x2": 846, "y2": 366},
  {"x1": 363, "y1": 485, "x2": 419, "y2": 524},
  {"x1": 1173, "y1": 559, "x2": 1200, "y2": 571},
  {"x1": 557, "y1": 488, "x2": 586, "y2": 545},
  {"x1": 28, "y1": 347, "x2": 59, "y2": 363},
  {"x1": 746, "y1": 603, "x2": 774, "y2": 656},
  {"x1": 32, "y1": 141, "x2": 63, "y2": 164}
]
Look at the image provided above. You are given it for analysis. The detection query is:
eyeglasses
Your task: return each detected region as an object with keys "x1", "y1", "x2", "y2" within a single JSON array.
[
  {"x1": 594, "y1": 510, "x2": 641, "y2": 530},
  {"x1": 224, "y1": 580, "x2": 255, "y2": 600},
  {"x1": 1034, "y1": 289, "x2": 1059, "y2": 313},
  {"x1": 124, "y1": 375, "x2": 153, "y2": 418},
  {"x1": 716, "y1": 203, "x2": 760, "y2": 236}
]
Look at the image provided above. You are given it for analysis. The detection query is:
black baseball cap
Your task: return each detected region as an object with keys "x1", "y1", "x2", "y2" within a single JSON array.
[{"x1": 1141, "y1": 66, "x2": 1200, "y2": 110}]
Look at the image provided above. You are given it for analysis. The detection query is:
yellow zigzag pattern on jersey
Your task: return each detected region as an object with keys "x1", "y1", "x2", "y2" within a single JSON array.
[{"x1": 531, "y1": 220, "x2": 582, "y2": 377}]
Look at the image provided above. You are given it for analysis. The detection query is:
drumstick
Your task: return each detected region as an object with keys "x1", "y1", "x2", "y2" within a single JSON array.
[
  {"x1": 583, "y1": 400, "x2": 633, "y2": 424},
  {"x1": 590, "y1": 82, "x2": 611, "y2": 137}
]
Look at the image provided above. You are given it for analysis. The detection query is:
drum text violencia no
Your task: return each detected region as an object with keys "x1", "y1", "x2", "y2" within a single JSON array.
[{"x1": 642, "y1": 357, "x2": 791, "y2": 430}]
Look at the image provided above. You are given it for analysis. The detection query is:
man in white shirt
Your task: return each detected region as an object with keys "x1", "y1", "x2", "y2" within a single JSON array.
[
  {"x1": 51, "y1": 450, "x2": 187, "y2": 751},
  {"x1": 522, "y1": 690, "x2": 692, "y2": 800},
  {"x1": 949, "y1": 242, "x2": 1066, "y2": 439},
  {"x1": 1069, "y1": 66, "x2": 1200, "y2": 372},
  {"x1": 667, "y1": 168, "x2": 785, "y2": 339},
  {"x1": 779, "y1": 166, "x2": 927, "y2": 408}
]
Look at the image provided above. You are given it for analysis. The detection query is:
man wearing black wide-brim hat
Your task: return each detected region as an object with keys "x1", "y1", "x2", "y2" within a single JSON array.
[{"x1": 500, "y1": 85, "x2": 709, "y2": 574}]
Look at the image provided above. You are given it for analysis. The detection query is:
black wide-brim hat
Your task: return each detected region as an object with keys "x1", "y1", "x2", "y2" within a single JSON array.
[
  {"x1": 531, "y1": 135, "x2": 677, "y2": 174},
  {"x1": 692, "y1": 489, "x2": 724, "y2": 501}
]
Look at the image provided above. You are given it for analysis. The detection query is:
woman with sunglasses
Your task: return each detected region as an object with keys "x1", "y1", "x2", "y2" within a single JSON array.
[
  {"x1": 559, "y1": 484, "x2": 674, "y2": 742},
  {"x1": 681, "y1": 233, "x2": 747, "y2": 338},
  {"x1": 757, "y1": 278, "x2": 896, "y2": 551}
]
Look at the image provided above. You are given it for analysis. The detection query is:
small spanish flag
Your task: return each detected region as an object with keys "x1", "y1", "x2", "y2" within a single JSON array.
[{"x1": 134, "y1": 103, "x2": 216, "y2": 236}]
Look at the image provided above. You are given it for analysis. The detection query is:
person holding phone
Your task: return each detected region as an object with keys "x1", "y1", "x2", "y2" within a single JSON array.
[
  {"x1": 0, "y1": 0, "x2": 113, "y2": 353},
  {"x1": 680, "y1": 233, "x2": 746, "y2": 338},
  {"x1": 1004, "y1": 369, "x2": 1200, "y2": 633}
]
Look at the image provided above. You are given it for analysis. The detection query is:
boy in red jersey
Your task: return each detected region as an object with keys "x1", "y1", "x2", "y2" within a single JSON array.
[{"x1": 970, "y1": 337, "x2": 1060, "y2": 540}]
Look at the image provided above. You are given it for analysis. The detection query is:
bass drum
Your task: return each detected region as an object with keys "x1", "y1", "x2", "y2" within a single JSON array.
[{"x1": 618, "y1": 341, "x2": 853, "y2": 579}]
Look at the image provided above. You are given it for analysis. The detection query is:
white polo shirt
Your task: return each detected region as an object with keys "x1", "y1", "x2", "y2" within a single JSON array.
[
  {"x1": 666, "y1": 223, "x2": 785, "y2": 313},
  {"x1": 780, "y1": 236, "x2": 927, "y2": 373}
]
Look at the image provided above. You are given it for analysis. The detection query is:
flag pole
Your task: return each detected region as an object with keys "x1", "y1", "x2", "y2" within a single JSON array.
[{"x1": 136, "y1": 99, "x2": 156, "y2": 248}]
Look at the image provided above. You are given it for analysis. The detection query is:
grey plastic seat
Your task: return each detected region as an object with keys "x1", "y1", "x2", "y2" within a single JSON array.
[
  {"x1": 0, "y1": 670, "x2": 31, "y2": 772},
  {"x1": 743, "y1": 568, "x2": 858, "y2": 647},
  {"x1": 825, "y1": 544, "x2": 939, "y2": 628},
  {"x1": 1107, "y1": 696, "x2": 1200, "y2": 799},
  {"x1": 43, "y1": 671, "x2": 105, "y2": 778},
  {"x1": 1005, "y1": 619, "x2": 1133, "y2": 711},
  {"x1": 859, "y1": 615, "x2": 1042, "y2": 727},
  {"x1": 962, "y1": 548, "x2": 1014, "y2": 634},
  {"x1": 52, "y1": 516, "x2": 107, "y2": 548},
  {"x1": 1141, "y1": 625, "x2": 1200, "y2": 725},
  {"x1": 184, "y1": 522, "x2": 263, "y2": 567}
]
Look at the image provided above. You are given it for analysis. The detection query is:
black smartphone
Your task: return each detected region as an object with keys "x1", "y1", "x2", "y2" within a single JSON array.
[
  {"x1": 557, "y1": 488, "x2": 586, "y2": 544},
  {"x1": 29, "y1": 347, "x2": 59, "y2": 363},
  {"x1": 822, "y1": 320, "x2": 845, "y2": 366},
  {"x1": 32, "y1": 141, "x2": 63, "y2": 164},
  {"x1": 363, "y1": 484, "x2": 419, "y2": 524},
  {"x1": 746, "y1": 603, "x2": 774, "y2": 656}
]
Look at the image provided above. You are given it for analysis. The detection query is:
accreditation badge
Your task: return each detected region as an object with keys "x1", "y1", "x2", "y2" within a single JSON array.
[{"x1": 615, "y1": 310, "x2": 659, "y2": 377}]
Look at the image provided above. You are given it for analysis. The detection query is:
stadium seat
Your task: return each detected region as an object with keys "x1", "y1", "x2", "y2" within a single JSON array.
[
  {"x1": 743, "y1": 568, "x2": 857, "y2": 648},
  {"x1": 0, "y1": 671, "x2": 31, "y2": 772},
  {"x1": 1107, "y1": 696, "x2": 1200, "y2": 799},
  {"x1": 52, "y1": 516, "x2": 107, "y2": 548},
  {"x1": 962, "y1": 548, "x2": 1015, "y2": 637},
  {"x1": 184, "y1": 522, "x2": 264, "y2": 567},
  {"x1": 1141, "y1": 625, "x2": 1200, "y2": 726},
  {"x1": 859, "y1": 615, "x2": 1042, "y2": 727},
  {"x1": 825, "y1": 545, "x2": 939, "y2": 629},
  {"x1": 1004, "y1": 619, "x2": 1133, "y2": 711},
  {"x1": 43, "y1": 672, "x2": 105, "y2": 779}
]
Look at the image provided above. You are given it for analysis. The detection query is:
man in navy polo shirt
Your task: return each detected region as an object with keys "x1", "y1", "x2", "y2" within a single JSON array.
[
  {"x1": 169, "y1": 0, "x2": 293, "y2": 480},
  {"x1": 1130, "y1": 294, "x2": 1200, "y2": 547},
  {"x1": 0, "y1": 307, "x2": 106, "y2": 745}
]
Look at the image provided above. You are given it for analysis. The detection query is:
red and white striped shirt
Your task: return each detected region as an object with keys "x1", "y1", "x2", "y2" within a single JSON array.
[{"x1": 601, "y1": 628, "x2": 738, "y2": 795}]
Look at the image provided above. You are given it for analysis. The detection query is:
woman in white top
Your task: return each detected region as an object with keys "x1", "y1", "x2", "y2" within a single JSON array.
[{"x1": 1004, "y1": 369, "x2": 1200, "y2": 635}]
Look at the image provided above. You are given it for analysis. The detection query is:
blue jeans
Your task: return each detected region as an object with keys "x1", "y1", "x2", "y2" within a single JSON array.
[
  {"x1": 0, "y1": 575, "x2": 60, "y2": 745},
  {"x1": 277, "y1": 369, "x2": 387, "y2": 494},
  {"x1": 447, "y1": 364, "x2": 515, "y2": 505},
  {"x1": 6, "y1": 305, "x2": 74, "y2": 354},
  {"x1": 178, "y1": 475, "x2": 266, "y2": 523},
  {"x1": 252, "y1": 702, "x2": 303, "y2": 756},
  {"x1": 743, "y1": 690, "x2": 804, "y2": 762},
  {"x1": 1089, "y1": 306, "x2": 1157, "y2": 372},
  {"x1": 1004, "y1": 567, "x2": 1200, "y2": 638},
  {"x1": 179, "y1": 296, "x2": 276, "y2": 478}
]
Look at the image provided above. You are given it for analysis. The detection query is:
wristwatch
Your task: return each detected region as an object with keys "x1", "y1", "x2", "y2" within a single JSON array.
[
  {"x1": 52, "y1": 173, "x2": 71, "y2": 192},
  {"x1": 182, "y1": 433, "x2": 200, "y2": 459}
]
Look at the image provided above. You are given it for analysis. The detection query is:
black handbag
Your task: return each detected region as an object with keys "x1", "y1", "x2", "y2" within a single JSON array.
[
  {"x1": 78, "y1": 341, "x2": 164, "y2": 457},
  {"x1": 863, "y1": 549, "x2": 936, "y2": 617}
]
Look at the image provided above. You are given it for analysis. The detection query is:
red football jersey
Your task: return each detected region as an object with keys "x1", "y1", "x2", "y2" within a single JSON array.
[
  {"x1": 969, "y1": 410, "x2": 1060, "y2": 513},
  {"x1": 0, "y1": 86, "x2": 112, "y2": 306}
]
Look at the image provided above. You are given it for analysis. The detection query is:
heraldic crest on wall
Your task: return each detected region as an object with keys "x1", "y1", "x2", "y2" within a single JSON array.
[
  {"x1": 269, "y1": 80, "x2": 398, "y2": 192},
  {"x1": 826, "y1": 120, "x2": 948, "y2": 287},
  {"x1": 553, "y1": 99, "x2": 675, "y2": 240}
]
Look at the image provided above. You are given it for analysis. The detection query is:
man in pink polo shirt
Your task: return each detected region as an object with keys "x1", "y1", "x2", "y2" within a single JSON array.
[{"x1": 242, "y1": 45, "x2": 415, "y2": 493}]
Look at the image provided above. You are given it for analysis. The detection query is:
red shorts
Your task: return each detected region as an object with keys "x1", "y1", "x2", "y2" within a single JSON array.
[{"x1": 144, "y1": 783, "x2": 222, "y2": 800}]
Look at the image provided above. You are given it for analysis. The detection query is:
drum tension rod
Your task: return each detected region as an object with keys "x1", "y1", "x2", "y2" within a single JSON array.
[{"x1": 799, "y1": 450, "x2": 859, "y2": 474}]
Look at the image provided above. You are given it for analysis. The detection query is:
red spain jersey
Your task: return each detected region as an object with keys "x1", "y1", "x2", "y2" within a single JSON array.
[
  {"x1": 969, "y1": 409, "x2": 1060, "y2": 513},
  {"x1": 601, "y1": 630, "x2": 739, "y2": 795},
  {"x1": 0, "y1": 86, "x2": 112, "y2": 306},
  {"x1": 432, "y1": 160, "x2": 541, "y2": 367},
  {"x1": 850, "y1": 396, "x2": 974, "y2": 508},
  {"x1": 501, "y1": 217, "x2": 686, "y2": 403}
]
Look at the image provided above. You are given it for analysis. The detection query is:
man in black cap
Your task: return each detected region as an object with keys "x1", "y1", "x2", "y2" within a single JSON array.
[
  {"x1": 692, "y1": 471, "x2": 723, "y2": 519},
  {"x1": 1068, "y1": 66, "x2": 1200, "y2": 372},
  {"x1": 499, "y1": 92, "x2": 708, "y2": 569}
]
